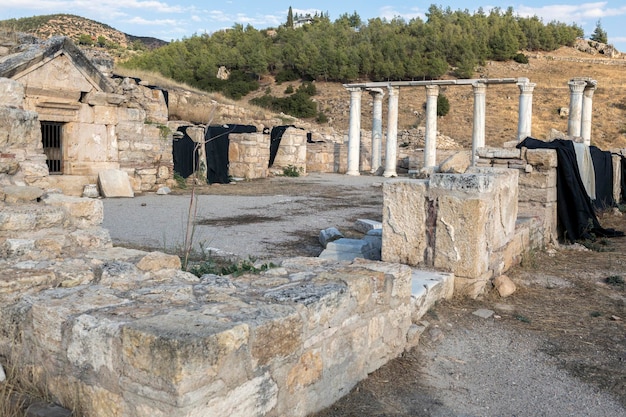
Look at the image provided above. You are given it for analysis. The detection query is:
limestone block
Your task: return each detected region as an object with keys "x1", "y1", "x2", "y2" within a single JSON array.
[
  {"x1": 136, "y1": 251, "x2": 181, "y2": 271},
  {"x1": 434, "y1": 194, "x2": 490, "y2": 278},
  {"x1": 0, "y1": 78, "x2": 25, "y2": 108},
  {"x1": 42, "y1": 193, "x2": 104, "y2": 227},
  {"x1": 438, "y1": 150, "x2": 471, "y2": 174},
  {"x1": 493, "y1": 148, "x2": 522, "y2": 159},
  {"x1": 93, "y1": 105, "x2": 118, "y2": 126},
  {"x1": 2, "y1": 185, "x2": 44, "y2": 203},
  {"x1": 494, "y1": 274, "x2": 516, "y2": 297},
  {"x1": 354, "y1": 219, "x2": 382, "y2": 234},
  {"x1": 98, "y1": 169, "x2": 134, "y2": 198},
  {"x1": 518, "y1": 169, "x2": 557, "y2": 189},
  {"x1": 381, "y1": 180, "x2": 429, "y2": 266},
  {"x1": 454, "y1": 274, "x2": 492, "y2": 299},
  {"x1": 0, "y1": 204, "x2": 67, "y2": 232},
  {"x1": 518, "y1": 185, "x2": 557, "y2": 203},
  {"x1": 525, "y1": 148, "x2": 558, "y2": 169}
]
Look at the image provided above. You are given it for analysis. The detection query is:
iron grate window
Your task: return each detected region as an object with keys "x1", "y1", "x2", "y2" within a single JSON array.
[{"x1": 41, "y1": 122, "x2": 63, "y2": 174}]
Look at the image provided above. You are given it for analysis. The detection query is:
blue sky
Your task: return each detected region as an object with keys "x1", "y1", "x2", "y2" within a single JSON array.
[{"x1": 2, "y1": 1, "x2": 626, "y2": 52}]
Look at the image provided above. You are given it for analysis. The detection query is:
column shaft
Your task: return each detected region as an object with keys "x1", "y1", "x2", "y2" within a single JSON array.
[
  {"x1": 517, "y1": 81, "x2": 536, "y2": 142},
  {"x1": 346, "y1": 87, "x2": 362, "y2": 175},
  {"x1": 369, "y1": 89, "x2": 384, "y2": 173},
  {"x1": 472, "y1": 82, "x2": 487, "y2": 165},
  {"x1": 383, "y1": 86, "x2": 399, "y2": 177},
  {"x1": 581, "y1": 81, "x2": 597, "y2": 146},
  {"x1": 424, "y1": 85, "x2": 439, "y2": 168},
  {"x1": 567, "y1": 80, "x2": 586, "y2": 138}
]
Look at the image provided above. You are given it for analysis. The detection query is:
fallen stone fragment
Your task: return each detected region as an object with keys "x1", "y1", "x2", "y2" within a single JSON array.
[
  {"x1": 0, "y1": 363, "x2": 5, "y2": 383},
  {"x1": 472, "y1": 308, "x2": 495, "y2": 319},
  {"x1": 610, "y1": 315, "x2": 622, "y2": 321},
  {"x1": 25, "y1": 402, "x2": 72, "y2": 417},
  {"x1": 319, "y1": 227, "x2": 344, "y2": 248},
  {"x1": 494, "y1": 274, "x2": 516, "y2": 297}
]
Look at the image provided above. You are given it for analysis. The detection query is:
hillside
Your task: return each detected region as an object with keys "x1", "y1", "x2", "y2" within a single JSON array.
[
  {"x1": 254, "y1": 46, "x2": 626, "y2": 151},
  {"x1": 0, "y1": 14, "x2": 167, "y2": 50}
]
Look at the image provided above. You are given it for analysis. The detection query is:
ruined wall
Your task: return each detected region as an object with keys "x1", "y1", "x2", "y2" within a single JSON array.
[
  {"x1": 0, "y1": 78, "x2": 49, "y2": 189},
  {"x1": 306, "y1": 142, "x2": 347, "y2": 173},
  {"x1": 271, "y1": 127, "x2": 308, "y2": 175}
]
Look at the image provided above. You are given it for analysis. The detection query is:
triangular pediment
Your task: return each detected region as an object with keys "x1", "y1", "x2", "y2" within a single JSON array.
[{"x1": 16, "y1": 53, "x2": 97, "y2": 99}]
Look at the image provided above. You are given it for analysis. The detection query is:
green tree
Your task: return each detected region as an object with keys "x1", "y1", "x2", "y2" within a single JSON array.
[
  {"x1": 287, "y1": 6, "x2": 294, "y2": 28},
  {"x1": 590, "y1": 20, "x2": 608, "y2": 43}
]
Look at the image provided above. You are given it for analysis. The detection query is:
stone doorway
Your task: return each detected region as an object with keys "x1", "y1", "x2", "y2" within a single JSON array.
[{"x1": 41, "y1": 121, "x2": 63, "y2": 174}]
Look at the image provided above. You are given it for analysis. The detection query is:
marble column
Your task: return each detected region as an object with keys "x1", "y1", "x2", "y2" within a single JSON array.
[
  {"x1": 516, "y1": 80, "x2": 536, "y2": 142},
  {"x1": 471, "y1": 82, "x2": 487, "y2": 165},
  {"x1": 383, "y1": 86, "x2": 399, "y2": 177},
  {"x1": 567, "y1": 80, "x2": 586, "y2": 138},
  {"x1": 581, "y1": 80, "x2": 597, "y2": 146},
  {"x1": 369, "y1": 88, "x2": 385, "y2": 173},
  {"x1": 424, "y1": 85, "x2": 439, "y2": 168},
  {"x1": 346, "y1": 87, "x2": 362, "y2": 175}
]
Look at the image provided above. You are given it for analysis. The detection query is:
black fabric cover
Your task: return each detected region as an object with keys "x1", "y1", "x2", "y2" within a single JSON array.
[
  {"x1": 517, "y1": 137, "x2": 623, "y2": 242},
  {"x1": 172, "y1": 126, "x2": 197, "y2": 179},
  {"x1": 589, "y1": 146, "x2": 614, "y2": 210},
  {"x1": 269, "y1": 125, "x2": 295, "y2": 167},
  {"x1": 205, "y1": 124, "x2": 257, "y2": 184}
]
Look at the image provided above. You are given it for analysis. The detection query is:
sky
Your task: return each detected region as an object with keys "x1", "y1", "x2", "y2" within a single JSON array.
[{"x1": 1, "y1": 1, "x2": 626, "y2": 52}]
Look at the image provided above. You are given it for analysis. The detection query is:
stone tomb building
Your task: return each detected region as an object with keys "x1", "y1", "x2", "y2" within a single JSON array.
[{"x1": 0, "y1": 35, "x2": 173, "y2": 195}]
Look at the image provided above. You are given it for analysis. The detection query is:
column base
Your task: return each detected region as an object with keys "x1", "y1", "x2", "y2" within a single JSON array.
[
  {"x1": 346, "y1": 170, "x2": 361, "y2": 176},
  {"x1": 382, "y1": 170, "x2": 397, "y2": 178}
]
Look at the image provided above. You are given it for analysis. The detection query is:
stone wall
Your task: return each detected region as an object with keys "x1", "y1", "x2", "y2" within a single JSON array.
[
  {"x1": 229, "y1": 132, "x2": 270, "y2": 180},
  {"x1": 270, "y1": 127, "x2": 308, "y2": 175},
  {"x1": 306, "y1": 142, "x2": 347, "y2": 173},
  {"x1": 476, "y1": 145, "x2": 559, "y2": 247},
  {"x1": 0, "y1": 79, "x2": 50, "y2": 189}
]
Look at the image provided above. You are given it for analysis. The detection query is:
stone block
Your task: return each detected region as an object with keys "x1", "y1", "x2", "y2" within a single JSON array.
[
  {"x1": 0, "y1": 78, "x2": 25, "y2": 108},
  {"x1": 525, "y1": 148, "x2": 558, "y2": 169},
  {"x1": 319, "y1": 227, "x2": 344, "y2": 248},
  {"x1": 438, "y1": 150, "x2": 471, "y2": 173},
  {"x1": 98, "y1": 169, "x2": 134, "y2": 198},
  {"x1": 381, "y1": 180, "x2": 429, "y2": 266},
  {"x1": 354, "y1": 219, "x2": 382, "y2": 234},
  {"x1": 518, "y1": 170, "x2": 557, "y2": 189},
  {"x1": 2, "y1": 185, "x2": 44, "y2": 203},
  {"x1": 518, "y1": 185, "x2": 557, "y2": 203},
  {"x1": 42, "y1": 193, "x2": 104, "y2": 227}
]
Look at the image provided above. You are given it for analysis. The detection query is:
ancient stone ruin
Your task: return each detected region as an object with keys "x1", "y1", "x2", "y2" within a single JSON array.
[{"x1": 1, "y1": 33, "x2": 625, "y2": 417}]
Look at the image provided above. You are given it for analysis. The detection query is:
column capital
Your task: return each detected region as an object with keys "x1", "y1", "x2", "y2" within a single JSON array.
[
  {"x1": 472, "y1": 81, "x2": 487, "y2": 94},
  {"x1": 367, "y1": 88, "x2": 385, "y2": 98},
  {"x1": 517, "y1": 81, "x2": 536, "y2": 94},
  {"x1": 567, "y1": 80, "x2": 586, "y2": 94},
  {"x1": 387, "y1": 85, "x2": 399, "y2": 96},
  {"x1": 583, "y1": 83, "x2": 597, "y2": 97},
  {"x1": 425, "y1": 84, "x2": 440, "y2": 96}
]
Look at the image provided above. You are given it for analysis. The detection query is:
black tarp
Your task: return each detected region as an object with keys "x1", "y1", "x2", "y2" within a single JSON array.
[
  {"x1": 172, "y1": 126, "x2": 197, "y2": 178},
  {"x1": 269, "y1": 125, "x2": 295, "y2": 168},
  {"x1": 517, "y1": 137, "x2": 623, "y2": 242},
  {"x1": 205, "y1": 124, "x2": 257, "y2": 184},
  {"x1": 590, "y1": 146, "x2": 615, "y2": 210},
  {"x1": 620, "y1": 155, "x2": 626, "y2": 204}
]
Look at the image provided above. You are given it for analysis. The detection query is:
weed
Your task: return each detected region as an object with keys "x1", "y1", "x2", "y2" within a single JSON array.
[
  {"x1": 520, "y1": 248, "x2": 538, "y2": 269},
  {"x1": 577, "y1": 237, "x2": 615, "y2": 252},
  {"x1": 188, "y1": 257, "x2": 276, "y2": 278},
  {"x1": 173, "y1": 172, "x2": 187, "y2": 189},
  {"x1": 590, "y1": 311, "x2": 602, "y2": 317},
  {"x1": 282, "y1": 165, "x2": 303, "y2": 177},
  {"x1": 605, "y1": 275, "x2": 625, "y2": 286},
  {"x1": 514, "y1": 314, "x2": 531, "y2": 323}
]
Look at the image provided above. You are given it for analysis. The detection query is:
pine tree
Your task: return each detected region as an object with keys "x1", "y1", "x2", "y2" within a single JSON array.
[
  {"x1": 287, "y1": 6, "x2": 294, "y2": 29},
  {"x1": 590, "y1": 20, "x2": 608, "y2": 44}
]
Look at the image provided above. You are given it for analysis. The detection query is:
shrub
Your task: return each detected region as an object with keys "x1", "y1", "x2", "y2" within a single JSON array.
[{"x1": 513, "y1": 53, "x2": 529, "y2": 64}]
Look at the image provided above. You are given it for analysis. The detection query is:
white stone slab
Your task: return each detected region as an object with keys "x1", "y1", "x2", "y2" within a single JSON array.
[{"x1": 98, "y1": 169, "x2": 134, "y2": 198}]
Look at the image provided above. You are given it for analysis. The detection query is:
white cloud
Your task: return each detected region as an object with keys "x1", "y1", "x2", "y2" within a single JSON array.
[
  {"x1": 379, "y1": 6, "x2": 424, "y2": 21},
  {"x1": 516, "y1": 2, "x2": 626, "y2": 24},
  {"x1": 125, "y1": 16, "x2": 179, "y2": 26}
]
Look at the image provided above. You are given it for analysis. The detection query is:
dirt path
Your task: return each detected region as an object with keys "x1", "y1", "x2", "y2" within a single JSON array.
[{"x1": 312, "y1": 213, "x2": 626, "y2": 417}]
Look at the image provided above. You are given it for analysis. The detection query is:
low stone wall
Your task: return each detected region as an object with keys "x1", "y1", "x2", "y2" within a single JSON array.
[{"x1": 306, "y1": 142, "x2": 347, "y2": 173}]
